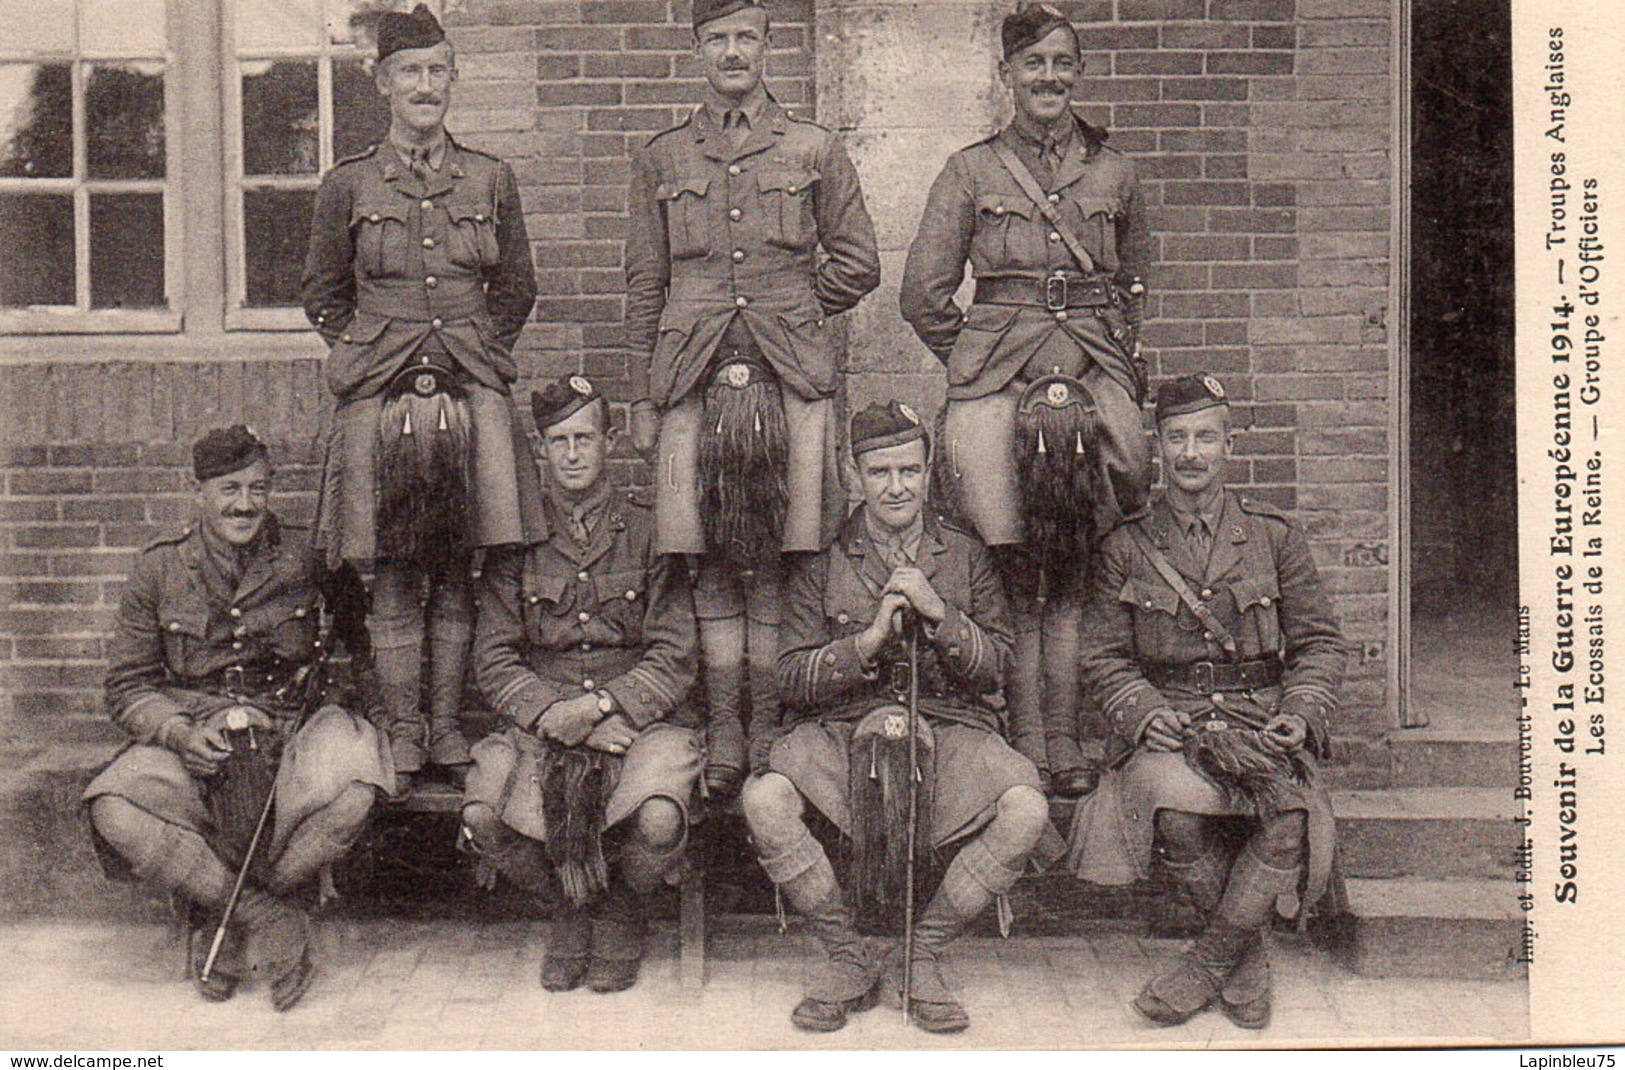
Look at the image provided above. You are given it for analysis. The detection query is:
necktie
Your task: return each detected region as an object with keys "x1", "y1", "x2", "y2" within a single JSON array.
[
  {"x1": 1188, "y1": 518, "x2": 1212, "y2": 563},
  {"x1": 1040, "y1": 134, "x2": 1062, "y2": 176},
  {"x1": 725, "y1": 108, "x2": 747, "y2": 150},
  {"x1": 409, "y1": 148, "x2": 431, "y2": 184}
]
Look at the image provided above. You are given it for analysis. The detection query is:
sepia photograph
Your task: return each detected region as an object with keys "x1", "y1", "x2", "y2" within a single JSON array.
[{"x1": 0, "y1": 0, "x2": 1606, "y2": 1051}]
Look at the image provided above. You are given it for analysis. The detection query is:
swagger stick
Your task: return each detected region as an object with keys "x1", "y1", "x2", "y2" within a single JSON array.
[
  {"x1": 200, "y1": 618, "x2": 336, "y2": 984},
  {"x1": 901, "y1": 612, "x2": 921, "y2": 1024}
]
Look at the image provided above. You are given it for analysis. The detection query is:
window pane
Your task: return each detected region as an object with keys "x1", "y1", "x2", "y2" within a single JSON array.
[
  {"x1": 236, "y1": 0, "x2": 321, "y2": 51},
  {"x1": 81, "y1": 0, "x2": 165, "y2": 55},
  {"x1": 333, "y1": 58, "x2": 388, "y2": 161},
  {"x1": 244, "y1": 187, "x2": 315, "y2": 307},
  {"x1": 0, "y1": 0, "x2": 74, "y2": 53},
  {"x1": 90, "y1": 194, "x2": 166, "y2": 309},
  {"x1": 0, "y1": 194, "x2": 74, "y2": 306},
  {"x1": 0, "y1": 64, "x2": 72, "y2": 179},
  {"x1": 87, "y1": 63, "x2": 167, "y2": 180},
  {"x1": 241, "y1": 61, "x2": 318, "y2": 176},
  {"x1": 329, "y1": 0, "x2": 403, "y2": 49}
]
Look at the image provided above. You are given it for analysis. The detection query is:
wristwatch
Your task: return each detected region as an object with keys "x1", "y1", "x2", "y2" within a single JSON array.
[{"x1": 594, "y1": 689, "x2": 617, "y2": 715}]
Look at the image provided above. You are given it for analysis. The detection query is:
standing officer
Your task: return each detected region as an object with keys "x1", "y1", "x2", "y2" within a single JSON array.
[
  {"x1": 85, "y1": 427, "x2": 392, "y2": 1011},
  {"x1": 741, "y1": 402, "x2": 1053, "y2": 1035},
  {"x1": 462, "y1": 376, "x2": 700, "y2": 995},
  {"x1": 899, "y1": 3, "x2": 1154, "y2": 795},
  {"x1": 624, "y1": 0, "x2": 880, "y2": 799},
  {"x1": 1069, "y1": 374, "x2": 1347, "y2": 1029},
  {"x1": 302, "y1": 4, "x2": 542, "y2": 794}
]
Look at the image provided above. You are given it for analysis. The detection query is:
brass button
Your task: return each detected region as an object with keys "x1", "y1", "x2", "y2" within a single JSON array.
[
  {"x1": 734, "y1": 296, "x2": 748, "y2": 308},
  {"x1": 529, "y1": 595, "x2": 540, "y2": 604},
  {"x1": 728, "y1": 164, "x2": 741, "y2": 176},
  {"x1": 369, "y1": 212, "x2": 381, "y2": 223},
  {"x1": 341, "y1": 334, "x2": 352, "y2": 343},
  {"x1": 229, "y1": 607, "x2": 242, "y2": 618},
  {"x1": 1260, "y1": 596, "x2": 1272, "y2": 607},
  {"x1": 1200, "y1": 588, "x2": 1213, "y2": 599},
  {"x1": 578, "y1": 611, "x2": 591, "y2": 623},
  {"x1": 431, "y1": 317, "x2": 443, "y2": 329},
  {"x1": 1048, "y1": 231, "x2": 1061, "y2": 243},
  {"x1": 577, "y1": 570, "x2": 589, "y2": 581},
  {"x1": 421, "y1": 199, "x2": 434, "y2": 211},
  {"x1": 583, "y1": 679, "x2": 595, "y2": 691},
  {"x1": 425, "y1": 275, "x2": 438, "y2": 288},
  {"x1": 732, "y1": 249, "x2": 745, "y2": 262},
  {"x1": 625, "y1": 589, "x2": 637, "y2": 600},
  {"x1": 787, "y1": 185, "x2": 798, "y2": 194},
  {"x1": 294, "y1": 607, "x2": 307, "y2": 618},
  {"x1": 231, "y1": 641, "x2": 243, "y2": 651},
  {"x1": 1054, "y1": 310, "x2": 1067, "y2": 323},
  {"x1": 1212, "y1": 692, "x2": 1226, "y2": 705},
  {"x1": 1047, "y1": 193, "x2": 1060, "y2": 204},
  {"x1": 1143, "y1": 600, "x2": 1154, "y2": 610},
  {"x1": 836, "y1": 612, "x2": 850, "y2": 624},
  {"x1": 233, "y1": 625, "x2": 247, "y2": 637},
  {"x1": 581, "y1": 642, "x2": 593, "y2": 652},
  {"x1": 1203, "y1": 631, "x2": 1214, "y2": 641},
  {"x1": 168, "y1": 621, "x2": 181, "y2": 632},
  {"x1": 993, "y1": 205, "x2": 1006, "y2": 216},
  {"x1": 422, "y1": 237, "x2": 436, "y2": 249},
  {"x1": 729, "y1": 208, "x2": 742, "y2": 221}
]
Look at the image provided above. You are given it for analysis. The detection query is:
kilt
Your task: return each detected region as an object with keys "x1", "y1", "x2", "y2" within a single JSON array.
[
  {"x1": 465, "y1": 722, "x2": 702, "y2": 843},
  {"x1": 767, "y1": 719, "x2": 1044, "y2": 848},
  {"x1": 942, "y1": 320, "x2": 1149, "y2": 547},
  {"x1": 82, "y1": 705, "x2": 392, "y2": 861},
  {"x1": 316, "y1": 376, "x2": 545, "y2": 567}
]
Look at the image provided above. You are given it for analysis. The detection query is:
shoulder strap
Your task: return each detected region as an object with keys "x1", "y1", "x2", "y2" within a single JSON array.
[
  {"x1": 1128, "y1": 526, "x2": 1239, "y2": 659},
  {"x1": 989, "y1": 138, "x2": 1097, "y2": 275}
]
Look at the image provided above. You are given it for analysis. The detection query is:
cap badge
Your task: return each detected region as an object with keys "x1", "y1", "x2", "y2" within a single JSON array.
[
  {"x1": 882, "y1": 712, "x2": 908, "y2": 739},
  {"x1": 1202, "y1": 375, "x2": 1226, "y2": 399},
  {"x1": 569, "y1": 375, "x2": 593, "y2": 397},
  {"x1": 897, "y1": 403, "x2": 920, "y2": 425}
]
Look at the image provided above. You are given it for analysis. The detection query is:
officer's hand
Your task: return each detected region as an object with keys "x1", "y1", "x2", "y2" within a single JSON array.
[
  {"x1": 1141, "y1": 708, "x2": 1190, "y2": 753},
  {"x1": 856, "y1": 591, "x2": 913, "y2": 664},
  {"x1": 584, "y1": 714, "x2": 637, "y2": 755},
  {"x1": 537, "y1": 693, "x2": 603, "y2": 747},
  {"x1": 1260, "y1": 713, "x2": 1308, "y2": 754},
  {"x1": 883, "y1": 567, "x2": 947, "y2": 625},
  {"x1": 629, "y1": 401, "x2": 660, "y2": 461},
  {"x1": 178, "y1": 721, "x2": 235, "y2": 779}
]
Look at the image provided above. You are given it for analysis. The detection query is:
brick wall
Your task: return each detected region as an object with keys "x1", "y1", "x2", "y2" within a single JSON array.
[{"x1": 0, "y1": 0, "x2": 1398, "y2": 753}]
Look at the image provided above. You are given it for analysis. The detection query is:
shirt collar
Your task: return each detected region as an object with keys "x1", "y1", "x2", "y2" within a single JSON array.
[
  {"x1": 704, "y1": 83, "x2": 770, "y2": 131},
  {"x1": 1167, "y1": 487, "x2": 1226, "y2": 537},
  {"x1": 1010, "y1": 112, "x2": 1076, "y2": 155},
  {"x1": 545, "y1": 481, "x2": 613, "y2": 543},
  {"x1": 390, "y1": 130, "x2": 448, "y2": 172},
  {"x1": 863, "y1": 510, "x2": 924, "y2": 565}
]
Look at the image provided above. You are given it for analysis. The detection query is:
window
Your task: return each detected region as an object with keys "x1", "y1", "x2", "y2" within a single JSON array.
[
  {"x1": 0, "y1": 0, "x2": 420, "y2": 343},
  {"x1": 0, "y1": 0, "x2": 177, "y2": 332}
]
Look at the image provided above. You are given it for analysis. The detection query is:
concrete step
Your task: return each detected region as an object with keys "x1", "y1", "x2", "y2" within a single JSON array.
[
  {"x1": 1332, "y1": 788, "x2": 1518, "y2": 880},
  {"x1": 1328, "y1": 878, "x2": 1527, "y2": 980},
  {"x1": 1330, "y1": 731, "x2": 1517, "y2": 790}
]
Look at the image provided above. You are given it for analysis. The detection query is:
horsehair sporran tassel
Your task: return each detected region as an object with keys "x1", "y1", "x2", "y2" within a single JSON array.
[
  {"x1": 376, "y1": 384, "x2": 472, "y2": 568},
  {"x1": 1011, "y1": 394, "x2": 1105, "y2": 598},
  {"x1": 697, "y1": 368, "x2": 789, "y2": 570}
]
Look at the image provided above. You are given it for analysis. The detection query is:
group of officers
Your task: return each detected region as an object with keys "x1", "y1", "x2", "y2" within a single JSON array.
[{"x1": 82, "y1": 0, "x2": 1349, "y2": 1036}]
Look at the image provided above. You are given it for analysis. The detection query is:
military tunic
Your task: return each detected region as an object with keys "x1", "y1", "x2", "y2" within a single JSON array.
[
  {"x1": 1068, "y1": 491, "x2": 1347, "y2": 901},
  {"x1": 625, "y1": 94, "x2": 880, "y2": 554},
  {"x1": 770, "y1": 508, "x2": 1043, "y2": 846},
  {"x1": 302, "y1": 138, "x2": 543, "y2": 563},
  {"x1": 900, "y1": 118, "x2": 1153, "y2": 544},
  {"x1": 467, "y1": 492, "x2": 703, "y2": 840},
  {"x1": 84, "y1": 517, "x2": 391, "y2": 860}
]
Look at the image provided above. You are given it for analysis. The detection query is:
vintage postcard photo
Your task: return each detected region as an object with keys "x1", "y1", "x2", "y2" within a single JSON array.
[{"x1": 0, "y1": 0, "x2": 1618, "y2": 1051}]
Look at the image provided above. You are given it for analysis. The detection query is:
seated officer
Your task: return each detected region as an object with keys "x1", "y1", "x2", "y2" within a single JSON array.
[
  {"x1": 742, "y1": 401, "x2": 1053, "y2": 1035},
  {"x1": 463, "y1": 375, "x2": 700, "y2": 994},
  {"x1": 1070, "y1": 374, "x2": 1348, "y2": 1028},
  {"x1": 86, "y1": 426, "x2": 392, "y2": 1011}
]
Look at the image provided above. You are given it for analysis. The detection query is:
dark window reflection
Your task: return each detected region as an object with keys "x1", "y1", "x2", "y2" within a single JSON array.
[
  {"x1": 0, "y1": 63, "x2": 72, "y2": 178},
  {"x1": 244, "y1": 187, "x2": 315, "y2": 306},
  {"x1": 91, "y1": 194, "x2": 166, "y2": 308},
  {"x1": 0, "y1": 193, "x2": 74, "y2": 305},
  {"x1": 333, "y1": 58, "x2": 388, "y2": 161},
  {"x1": 242, "y1": 61, "x2": 319, "y2": 176},
  {"x1": 87, "y1": 64, "x2": 167, "y2": 180}
]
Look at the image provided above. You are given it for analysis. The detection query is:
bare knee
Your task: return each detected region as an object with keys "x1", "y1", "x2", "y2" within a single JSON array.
[
  {"x1": 634, "y1": 797, "x2": 684, "y2": 851},
  {"x1": 461, "y1": 801, "x2": 503, "y2": 849},
  {"x1": 994, "y1": 784, "x2": 1049, "y2": 839},
  {"x1": 90, "y1": 796, "x2": 148, "y2": 854},
  {"x1": 741, "y1": 772, "x2": 805, "y2": 849}
]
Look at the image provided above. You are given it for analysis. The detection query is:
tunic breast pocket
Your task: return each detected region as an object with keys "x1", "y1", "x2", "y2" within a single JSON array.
[
  {"x1": 1120, "y1": 576, "x2": 1187, "y2": 650},
  {"x1": 1225, "y1": 575, "x2": 1281, "y2": 654},
  {"x1": 972, "y1": 193, "x2": 1040, "y2": 269},
  {"x1": 352, "y1": 201, "x2": 410, "y2": 279},
  {"x1": 595, "y1": 569, "x2": 646, "y2": 638},
  {"x1": 160, "y1": 610, "x2": 210, "y2": 671},
  {"x1": 523, "y1": 572, "x2": 573, "y2": 645},
  {"x1": 446, "y1": 202, "x2": 500, "y2": 269},
  {"x1": 658, "y1": 176, "x2": 711, "y2": 260},
  {"x1": 756, "y1": 169, "x2": 820, "y2": 251},
  {"x1": 1059, "y1": 194, "x2": 1120, "y2": 272}
]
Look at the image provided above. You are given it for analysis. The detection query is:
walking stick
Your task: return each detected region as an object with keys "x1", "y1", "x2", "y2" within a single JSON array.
[{"x1": 901, "y1": 611, "x2": 921, "y2": 1024}]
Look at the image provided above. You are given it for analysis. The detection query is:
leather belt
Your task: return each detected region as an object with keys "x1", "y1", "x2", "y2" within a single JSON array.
[
  {"x1": 974, "y1": 274, "x2": 1113, "y2": 310},
  {"x1": 182, "y1": 661, "x2": 301, "y2": 701},
  {"x1": 1144, "y1": 657, "x2": 1282, "y2": 693}
]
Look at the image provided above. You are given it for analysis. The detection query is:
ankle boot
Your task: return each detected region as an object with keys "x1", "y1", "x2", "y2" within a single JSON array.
[
  {"x1": 1212, "y1": 847, "x2": 1299, "y2": 1029},
  {"x1": 234, "y1": 888, "x2": 315, "y2": 1012},
  {"x1": 760, "y1": 831, "x2": 883, "y2": 1032},
  {"x1": 585, "y1": 883, "x2": 649, "y2": 993},
  {"x1": 541, "y1": 907, "x2": 591, "y2": 992},
  {"x1": 902, "y1": 838, "x2": 1025, "y2": 1033}
]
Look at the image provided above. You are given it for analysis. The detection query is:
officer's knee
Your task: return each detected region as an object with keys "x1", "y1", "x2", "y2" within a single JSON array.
[
  {"x1": 90, "y1": 796, "x2": 148, "y2": 855},
  {"x1": 1251, "y1": 810, "x2": 1307, "y2": 867},
  {"x1": 994, "y1": 784, "x2": 1049, "y2": 838},
  {"x1": 323, "y1": 782, "x2": 375, "y2": 842},
  {"x1": 741, "y1": 772, "x2": 804, "y2": 845},
  {"x1": 634, "y1": 797, "x2": 684, "y2": 851},
  {"x1": 461, "y1": 801, "x2": 502, "y2": 849},
  {"x1": 1154, "y1": 808, "x2": 1214, "y2": 864}
]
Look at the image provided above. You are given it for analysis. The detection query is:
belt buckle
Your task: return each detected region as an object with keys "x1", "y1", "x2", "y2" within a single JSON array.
[
  {"x1": 890, "y1": 663, "x2": 910, "y2": 697},
  {"x1": 223, "y1": 664, "x2": 246, "y2": 700},
  {"x1": 1192, "y1": 662, "x2": 1214, "y2": 693},
  {"x1": 1044, "y1": 273, "x2": 1068, "y2": 311}
]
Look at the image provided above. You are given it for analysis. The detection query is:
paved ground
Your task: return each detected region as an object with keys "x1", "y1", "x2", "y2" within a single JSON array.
[{"x1": 0, "y1": 918, "x2": 1528, "y2": 1050}]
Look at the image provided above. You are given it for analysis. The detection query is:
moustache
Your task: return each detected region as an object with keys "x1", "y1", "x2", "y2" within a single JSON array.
[
  {"x1": 1172, "y1": 461, "x2": 1208, "y2": 473},
  {"x1": 1031, "y1": 83, "x2": 1067, "y2": 95},
  {"x1": 409, "y1": 95, "x2": 443, "y2": 106},
  {"x1": 222, "y1": 510, "x2": 262, "y2": 520}
]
